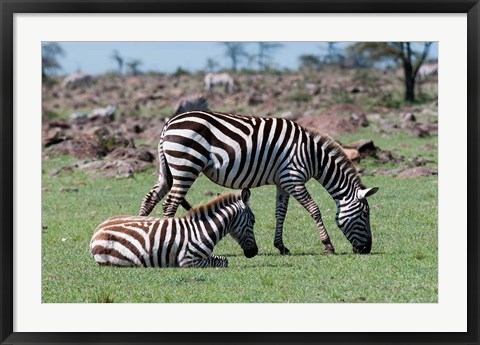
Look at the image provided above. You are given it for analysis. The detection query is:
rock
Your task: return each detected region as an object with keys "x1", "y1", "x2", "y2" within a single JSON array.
[
  {"x1": 377, "y1": 150, "x2": 395, "y2": 164},
  {"x1": 411, "y1": 124, "x2": 430, "y2": 138},
  {"x1": 408, "y1": 157, "x2": 435, "y2": 167},
  {"x1": 106, "y1": 147, "x2": 155, "y2": 163},
  {"x1": 342, "y1": 148, "x2": 360, "y2": 163},
  {"x1": 48, "y1": 119, "x2": 71, "y2": 129},
  {"x1": 379, "y1": 120, "x2": 399, "y2": 132},
  {"x1": 78, "y1": 159, "x2": 152, "y2": 178},
  {"x1": 397, "y1": 167, "x2": 438, "y2": 178},
  {"x1": 43, "y1": 128, "x2": 69, "y2": 147},
  {"x1": 48, "y1": 136, "x2": 107, "y2": 159},
  {"x1": 372, "y1": 168, "x2": 402, "y2": 176},
  {"x1": 248, "y1": 91, "x2": 267, "y2": 105},
  {"x1": 350, "y1": 113, "x2": 369, "y2": 127},
  {"x1": 343, "y1": 139, "x2": 377, "y2": 158},
  {"x1": 296, "y1": 114, "x2": 357, "y2": 137},
  {"x1": 305, "y1": 82, "x2": 320, "y2": 95},
  {"x1": 421, "y1": 143, "x2": 437, "y2": 151},
  {"x1": 280, "y1": 111, "x2": 299, "y2": 121}
]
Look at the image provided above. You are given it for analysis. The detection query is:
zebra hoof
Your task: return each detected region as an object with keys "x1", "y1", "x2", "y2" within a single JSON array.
[
  {"x1": 279, "y1": 247, "x2": 291, "y2": 255},
  {"x1": 323, "y1": 245, "x2": 335, "y2": 255}
]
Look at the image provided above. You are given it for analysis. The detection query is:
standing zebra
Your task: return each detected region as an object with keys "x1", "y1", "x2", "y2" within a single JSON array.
[
  {"x1": 91, "y1": 189, "x2": 257, "y2": 268},
  {"x1": 204, "y1": 73, "x2": 236, "y2": 94},
  {"x1": 139, "y1": 97, "x2": 378, "y2": 255}
]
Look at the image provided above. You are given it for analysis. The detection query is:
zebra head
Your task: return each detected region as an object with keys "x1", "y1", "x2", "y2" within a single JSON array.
[
  {"x1": 335, "y1": 186, "x2": 379, "y2": 254},
  {"x1": 229, "y1": 188, "x2": 258, "y2": 258}
]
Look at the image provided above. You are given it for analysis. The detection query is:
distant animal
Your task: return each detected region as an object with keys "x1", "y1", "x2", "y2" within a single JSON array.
[
  {"x1": 62, "y1": 72, "x2": 92, "y2": 88},
  {"x1": 91, "y1": 189, "x2": 257, "y2": 268},
  {"x1": 204, "y1": 73, "x2": 235, "y2": 94},
  {"x1": 89, "y1": 103, "x2": 117, "y2": 120},
  {"x1": 139, "y1": 96, "x2": 378, "y2": 255},
  {"x1": 417, "y1": 63, "x2": 438, "y2": 81}
]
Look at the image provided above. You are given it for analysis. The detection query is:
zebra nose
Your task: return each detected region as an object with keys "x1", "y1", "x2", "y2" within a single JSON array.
[
  {"x1": 244, "y1": 246, "x2": 258, "y2": 258},
  {"x1": 353, "y1": 237, "x2": 372, "y2": 254}
]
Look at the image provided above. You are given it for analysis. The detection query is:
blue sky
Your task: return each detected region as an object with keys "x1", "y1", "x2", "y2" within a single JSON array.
[{"x1": 53, "y1": 41, "x2": 438, "y2": 75}]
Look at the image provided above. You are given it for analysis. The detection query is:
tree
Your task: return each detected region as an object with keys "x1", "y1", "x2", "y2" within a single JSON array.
[
  {"x1": 321, "y1": 42, "x2": 344, "y2": 65},
  {"x1": 42, "y1": 42, "x2": 65, "y2": 76},
  {"x1": 343, "y1": 45, "x2": 374, "y2": 68},
  {"x1": 221, "y1": 42, "x2": 249, "y2": 71},
  {"x1": 205, "y1": 58, "x2": 220, "y2": 73},
  {"x1": 126, "y1": 59, "x2": 143, "y2": 76},
  {"x1": 111, "y1": 50, "x2": 124, "y2": 75},
  {"x1": 256, "y1": 42, "x2": 283, "y2": 71},
  {"x1": 350, "y1": 42, "x2": 433, "y2": 102},
  {"x1": 298, "y1": 54, "x2": 322, "y2": 71}
]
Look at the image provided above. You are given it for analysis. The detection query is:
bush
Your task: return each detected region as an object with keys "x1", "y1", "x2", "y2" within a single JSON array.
[
  {"x1": 332, "y1": 89, "x2": 354, "y2": 104},
  {"x1": 285, "y1": 92, "x2": 312, "y2": 103}
]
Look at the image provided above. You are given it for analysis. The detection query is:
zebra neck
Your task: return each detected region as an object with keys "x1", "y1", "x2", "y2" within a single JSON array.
[
  {"x1": 196, "y1": 205, "x2": 237, "y2": 243},
  {"x1": 314, "y1": 139, "x2": 361, "y2": 202}
]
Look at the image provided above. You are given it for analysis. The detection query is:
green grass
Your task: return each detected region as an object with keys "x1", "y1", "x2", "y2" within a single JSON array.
[{"x1": 42, "y1": 140, "x2": 438, "y2": 303}]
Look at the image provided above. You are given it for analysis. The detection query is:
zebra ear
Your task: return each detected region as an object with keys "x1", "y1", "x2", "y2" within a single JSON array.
[
  {"x1": 241, "y1": 188, "x2": 251, "y2": 204},
  {"x1": 357, "y1": 187, "x2": 379, "y2": 200}
]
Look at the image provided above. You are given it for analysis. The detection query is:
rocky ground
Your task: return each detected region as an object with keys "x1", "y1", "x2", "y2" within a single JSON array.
[{"x1": 42, "y1": 68, "x2": 438, "y2": 179}]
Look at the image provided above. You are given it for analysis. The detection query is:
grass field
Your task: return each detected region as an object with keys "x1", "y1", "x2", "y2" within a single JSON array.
[{"x1": 42, "y1": 130, "x2": 438, "y2": 303}]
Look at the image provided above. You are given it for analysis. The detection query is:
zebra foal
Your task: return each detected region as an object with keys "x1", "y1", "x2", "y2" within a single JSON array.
[
  {"x1": 139, "y1": 96, "x2": 378, "y2": 255},
  {"x1": 92, "y1": 189, "x2": 257, "y2": 268}
]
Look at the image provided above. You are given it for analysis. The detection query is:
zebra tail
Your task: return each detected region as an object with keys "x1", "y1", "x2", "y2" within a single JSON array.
[
  {"x1": 158, "y1": 128, "x2": 192, "y2": 212},
  {"x1": 168, "y1": 94, "x2": 208, "y2": 211}
]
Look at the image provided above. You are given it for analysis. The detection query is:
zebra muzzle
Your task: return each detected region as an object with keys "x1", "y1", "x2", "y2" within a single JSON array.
[
  {"x1": 353, "y1": 238, "x2": 372, "y2": 254},
  {"x1": 244, "y1": 246, "x2": 258, "y2": 258}
]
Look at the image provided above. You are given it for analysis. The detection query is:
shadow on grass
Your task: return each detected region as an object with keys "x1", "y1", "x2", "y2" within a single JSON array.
[{"x1": 221, "y1": 251, "x2": 385, "y2": 257}]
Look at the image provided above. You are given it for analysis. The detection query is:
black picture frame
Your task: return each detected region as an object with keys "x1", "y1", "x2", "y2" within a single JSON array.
[{"x1": 1, "y1": 1, "x2": 479, "y2": 344}]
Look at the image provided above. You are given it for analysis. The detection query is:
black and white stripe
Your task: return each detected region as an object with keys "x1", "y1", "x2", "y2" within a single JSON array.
[
  {"x1": 92, "y1": 189, "x2": 257, "y2": 268},
  {"x1": 139, "y1": 98, "x2": 378, "y2": 254}
]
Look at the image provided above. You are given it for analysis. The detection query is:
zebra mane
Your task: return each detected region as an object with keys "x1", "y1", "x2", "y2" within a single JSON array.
[
  {"x1": 305, "y1": 127, "x2": 363, "y2": 188},
  {"x1": 174, "y1": 94, "x2": 209, "y2": 116},
  {"x1": 185, "y1": 192, "x2": 240, "y2": 218}
]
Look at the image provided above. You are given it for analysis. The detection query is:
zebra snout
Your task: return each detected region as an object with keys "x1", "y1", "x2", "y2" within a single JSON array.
[
  {"x1": 244, "y1": 246, "x2": 258, "y2": 258},
  {"x1": 352, "y1": 237, "x2": 372, "y2": 254}
]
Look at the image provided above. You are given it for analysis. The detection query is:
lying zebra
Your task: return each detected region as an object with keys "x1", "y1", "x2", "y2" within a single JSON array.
[
  {"x1": 140, "y1": 96, "x2": 378, "y2": 255},
  {"x1": 91, "y1": 189, "x2": 257, "y2": 268}
]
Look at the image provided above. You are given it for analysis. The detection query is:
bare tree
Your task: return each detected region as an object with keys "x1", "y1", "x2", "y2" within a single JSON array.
[
  {"x1": 126, "y1": 59, "x2": 143, "y2": 76},
  {"x1": 42, "y1": 42, "x2": 65, "y2": 77},
  {"x1": 221, "y1": 42, "x2": 249, "y2": 71},
  {"x1": 321, "y1": 42, "x2": 344, "y2": 65},
  {"x1": 350, "y1": 42, "x2": 433, "y2": 102},
  {"x1": 205, "y1": 58, "x2": 220, "y2": 73},
  {"x1": 111, "y1": 50, "x2": 124, "y2": 75},
  {"x1": 298, "y1": 54, "x2": 322, "y2": 71}
]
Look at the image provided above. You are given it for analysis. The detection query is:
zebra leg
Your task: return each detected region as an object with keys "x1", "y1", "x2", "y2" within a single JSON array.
[
  {"x1": 205, "y1": 255, "x2": 228, "y2": 267},
  {"x1": 162, "y1": 175, "x2": 199, "y2": 217},
  {"x1": 139, "y1": 177, "x2": 169, "y2": 216},
  {"x1": 274, "y1": 186, "x2": 291, "y2": 255},
  {"x1": 180, "y1": 255, "x2": 228, "y2": 268},
  {"x1": 288, "y1": 184, "x2": 335, "y2": 254}
]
